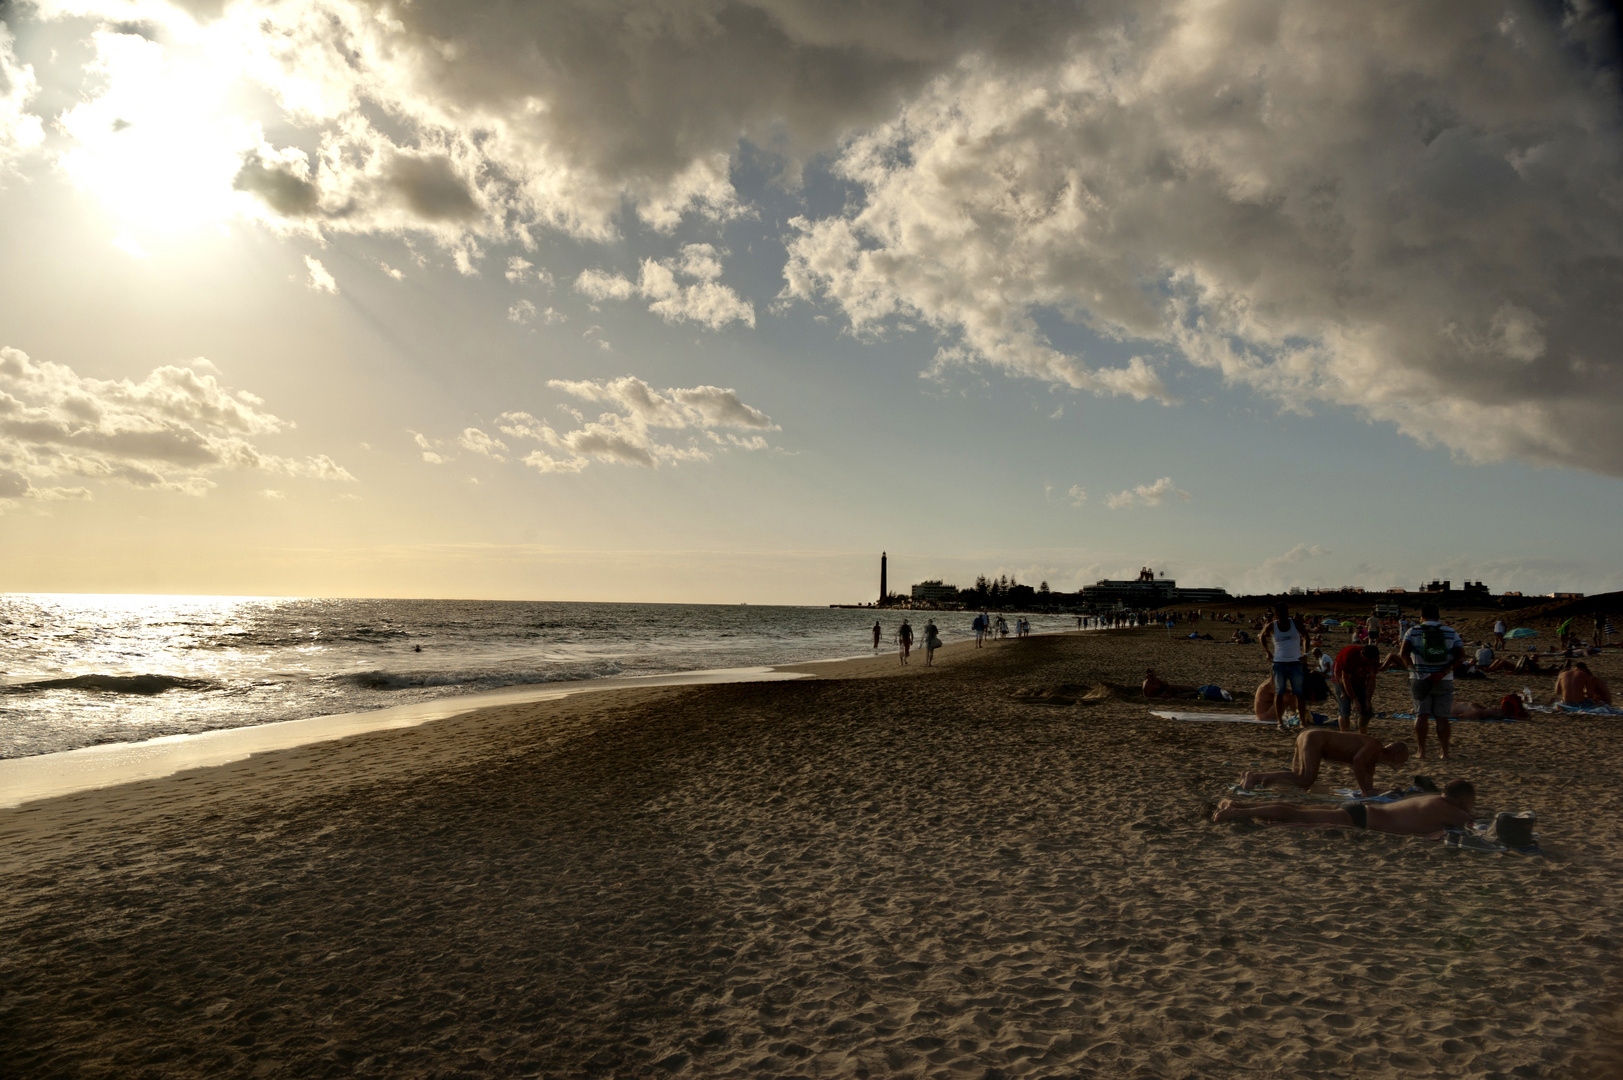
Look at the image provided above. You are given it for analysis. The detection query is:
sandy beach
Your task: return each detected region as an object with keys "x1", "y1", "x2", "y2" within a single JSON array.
[{"x1": 4, "y1": 626, "x2": 1622, "y2": 1079}]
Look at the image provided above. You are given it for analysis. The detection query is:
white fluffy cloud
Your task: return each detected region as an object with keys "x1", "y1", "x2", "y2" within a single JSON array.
[
  {"x1": 0, "y1": 346, "x2": 355, "y2": 507},
  {"x1": 411, "y1": 431, "x2": 446, "y2": 464},
  {"x1": 1226, "y1": 543, "x2": 1331, "y2": 595},
  {"x1": 778, "y1": 3, "x2": 1623, "y2": 473},
  {"x1": 575, "y1": 245, "x2": 754, "y2": 329},
  {"x1": 492, "y1": 375, "x2": 777, "y2": 473},
  {"x1": 304, "y1": 255, "x2": 338, "y2": 294},
  {"x1": 1105, "y1": 477, "x2": 1190, "y2": 510},
  {"x1": 457, "y1": 427, "x2": 507, "y2": 461},
  {"x1": 0, "y1": 23, "x2": 43, "y2": 175},
  {"x1": 17, "y1": 1, "x2": 1623, "y2": 473}
]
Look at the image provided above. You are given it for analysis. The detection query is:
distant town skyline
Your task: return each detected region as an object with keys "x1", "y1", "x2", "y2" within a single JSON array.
[
  {"x1": 885, "y1": 558, "x2": 1588, "y2": 610},
  {"x1": 1, "y1": 2, "x2": 1619, "y2": 603}
]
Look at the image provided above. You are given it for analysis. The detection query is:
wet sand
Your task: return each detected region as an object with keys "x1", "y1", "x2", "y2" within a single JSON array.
[{"x1": 3, "y1": 627, "x2": 1621, "y2": 1078}]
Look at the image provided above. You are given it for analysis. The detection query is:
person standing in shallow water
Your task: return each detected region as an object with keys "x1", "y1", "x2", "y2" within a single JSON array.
[{"x1": 872, "y1": 620, "x2": 882, "y2": 652}]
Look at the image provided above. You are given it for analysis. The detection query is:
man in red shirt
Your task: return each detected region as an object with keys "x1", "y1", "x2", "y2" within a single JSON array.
[{"x1": 1332, "y1": 643, "x2": 1381, "y2": 733}]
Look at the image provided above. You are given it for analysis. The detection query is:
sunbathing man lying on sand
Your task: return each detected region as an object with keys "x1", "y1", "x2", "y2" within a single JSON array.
[
  {"x1": 1142, "y1": 668, "x2": 1199, "y2": 698},
  {"x1": 1449, "y1": 695, "x2": 1530, "y2": 722},
  {"x1": 1486, "y1": 654, "x2": 1555, "y2": 676},
  {"x1": 1239, "y1": 728, "x2": 1410, "y2": 797},
  {"x1": 1214, "y1": 780, "x2": 1477, "y2": 834},
  {"x1": 1555, "y1": 662, "x2": 1613, "y2": 705}
]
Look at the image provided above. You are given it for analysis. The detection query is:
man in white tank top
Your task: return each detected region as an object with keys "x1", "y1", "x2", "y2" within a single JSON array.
[{"x1": 1261, "y1": 602, "x2": 1313, "y2": 732}]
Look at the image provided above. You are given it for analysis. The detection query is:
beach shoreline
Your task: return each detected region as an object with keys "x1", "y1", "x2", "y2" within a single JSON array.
[{"x1": 3, "y1": 628, "x2": 1620, "y2": 1078}]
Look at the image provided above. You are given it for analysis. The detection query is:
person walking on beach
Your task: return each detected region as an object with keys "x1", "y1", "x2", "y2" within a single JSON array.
[
  {"x1": 924, "y1": 619, "x2": 941, "y2": 666},
  {"x1": 973, "y1": 613, "x2": 986, "y2": 647},
  {"x1": 897, "y1": 619, "x2": 913, "y2": 665},
  {"x1": 872, "y1": 620, "x2": 882, "y2": 652},
  {"x1": 1400, "y1": 602, "x2": 1465, "y2": 760},
  {"x1": 1261, "y1": 602, "x2": 1313, "y2": 733},
  {"x1": 1493, "y1": 618, "x2": 1507, "y2": 650}
]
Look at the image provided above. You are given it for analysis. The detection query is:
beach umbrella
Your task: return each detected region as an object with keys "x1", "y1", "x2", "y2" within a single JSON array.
[
  {"x1": 1507, "y1": 627, "x2": 1537, "y2": 639},
  {"x1": 1322, "y1": 619, "x2": 1340, "y2": 626}
]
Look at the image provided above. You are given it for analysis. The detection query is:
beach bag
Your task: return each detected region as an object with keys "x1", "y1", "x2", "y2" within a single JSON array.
[
  {"x1": 1196, "y1": 684, "x2": 1229, "y2": 702},
  {"x1": 1418, "y1": 625, "x2": 1450, "y2": 667},
  {"x1": 1488, "y1": 811, "x2": 1535, "y2": 849}
]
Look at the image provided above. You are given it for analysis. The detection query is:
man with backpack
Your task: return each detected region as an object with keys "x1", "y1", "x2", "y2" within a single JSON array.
[{"x1": 1399, "y1": 602, "x2": 1465, "y2": 760}]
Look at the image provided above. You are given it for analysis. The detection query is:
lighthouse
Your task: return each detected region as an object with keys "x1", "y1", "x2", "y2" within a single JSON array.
[{"x1": 880, "y1": 552, "x2": 887, "y2": 605}]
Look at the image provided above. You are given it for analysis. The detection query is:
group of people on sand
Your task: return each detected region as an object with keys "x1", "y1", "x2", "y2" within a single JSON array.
[
  {"x1": 976, "y1": 612, "x2": 1005, "y2": 643},
  {"x1": 972, "y1": 612, "x2": 1029, "y2": 645},
  {"x1": 1217, "y1": 657, "x2": 1479, "y2": 835},
  {"x1": 1210, "y1": 601, "x2": 1609, "y2": 836},
  {"x1": 875, "y1": 609, "x2": 1053, "y2": 664},
  {"x1": 1151, "y1": 600, "x2": 1608, "y2": 755},
  {"x1": 871, "y1": 618, "x2": 944, "y2": 666},
  {"x1": 1216, "y1": 726, "x2": 1483, "y2": 837}
]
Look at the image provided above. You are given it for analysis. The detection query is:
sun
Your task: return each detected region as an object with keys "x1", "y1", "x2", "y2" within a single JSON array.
[{"x1": 55, "y1": 26, "x2": 265, "y2": 240}]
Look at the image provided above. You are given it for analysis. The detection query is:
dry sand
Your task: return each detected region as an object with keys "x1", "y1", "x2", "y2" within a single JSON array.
[{"x1": 3, "y1": 627, "x2": 1623, "y2": 1079}]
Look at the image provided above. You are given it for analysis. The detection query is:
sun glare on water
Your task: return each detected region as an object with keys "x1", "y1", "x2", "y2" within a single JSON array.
[{"x1": 55, "y1": 26, "x2": 264, "y2": 243}]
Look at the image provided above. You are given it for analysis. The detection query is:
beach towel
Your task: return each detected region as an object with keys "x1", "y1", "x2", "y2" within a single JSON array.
[
  {"x1": 1254, "y1": 818, "x2": 1545, "y2": 853},
  {"x1": 1442, "y1": 823, "x2": 1544, "y2": 856},
  {"x1": 1330, "y1": 782, "x2": 1440, "y2": 804},
  {"x1": 1390, "y1": 712, "x2": 1518, "y2": 724},
  {"x1": 1152, "y1": 709, "x2": 1273, "y2": 724},
  {"x1": 1554, "y1": 701, "x2": 1623, "y2": 716}
]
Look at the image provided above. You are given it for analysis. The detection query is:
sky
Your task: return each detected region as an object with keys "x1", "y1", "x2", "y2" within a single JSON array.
[{"x1": 0, "y1": 0, "x2": 1620, "y2": 604}]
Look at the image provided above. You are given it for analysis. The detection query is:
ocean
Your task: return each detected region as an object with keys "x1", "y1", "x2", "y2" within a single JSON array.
[{"x1": 0, "y1": 595, "x2": 1085, "y2": 759}]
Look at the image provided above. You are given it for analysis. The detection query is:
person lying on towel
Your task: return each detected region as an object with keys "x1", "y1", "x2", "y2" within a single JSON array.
[
  {"x1": 1213, "y1": 780, "x2": 1477, "y2": 835},
  {"x1": 1486, "y1": 653, "x2": 1556, "y2": 676},
  {"x1": 1449, "y1": 695, "x2": 1530, "y2": 721},
  {"x1": 1142, "y1": 668, "x2": 1199, "y2": 698},
  {"x1": 1239, "y1": 728, "x2": 1410, "y2": 797}
]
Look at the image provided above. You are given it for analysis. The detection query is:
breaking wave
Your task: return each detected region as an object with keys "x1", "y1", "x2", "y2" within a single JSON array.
[
  {"x1": 4, "y1": 674, "x2": 218, "y2": 696},
  {"x1": 331, "y1": 663, "x2": 625, "y2": 692}
]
